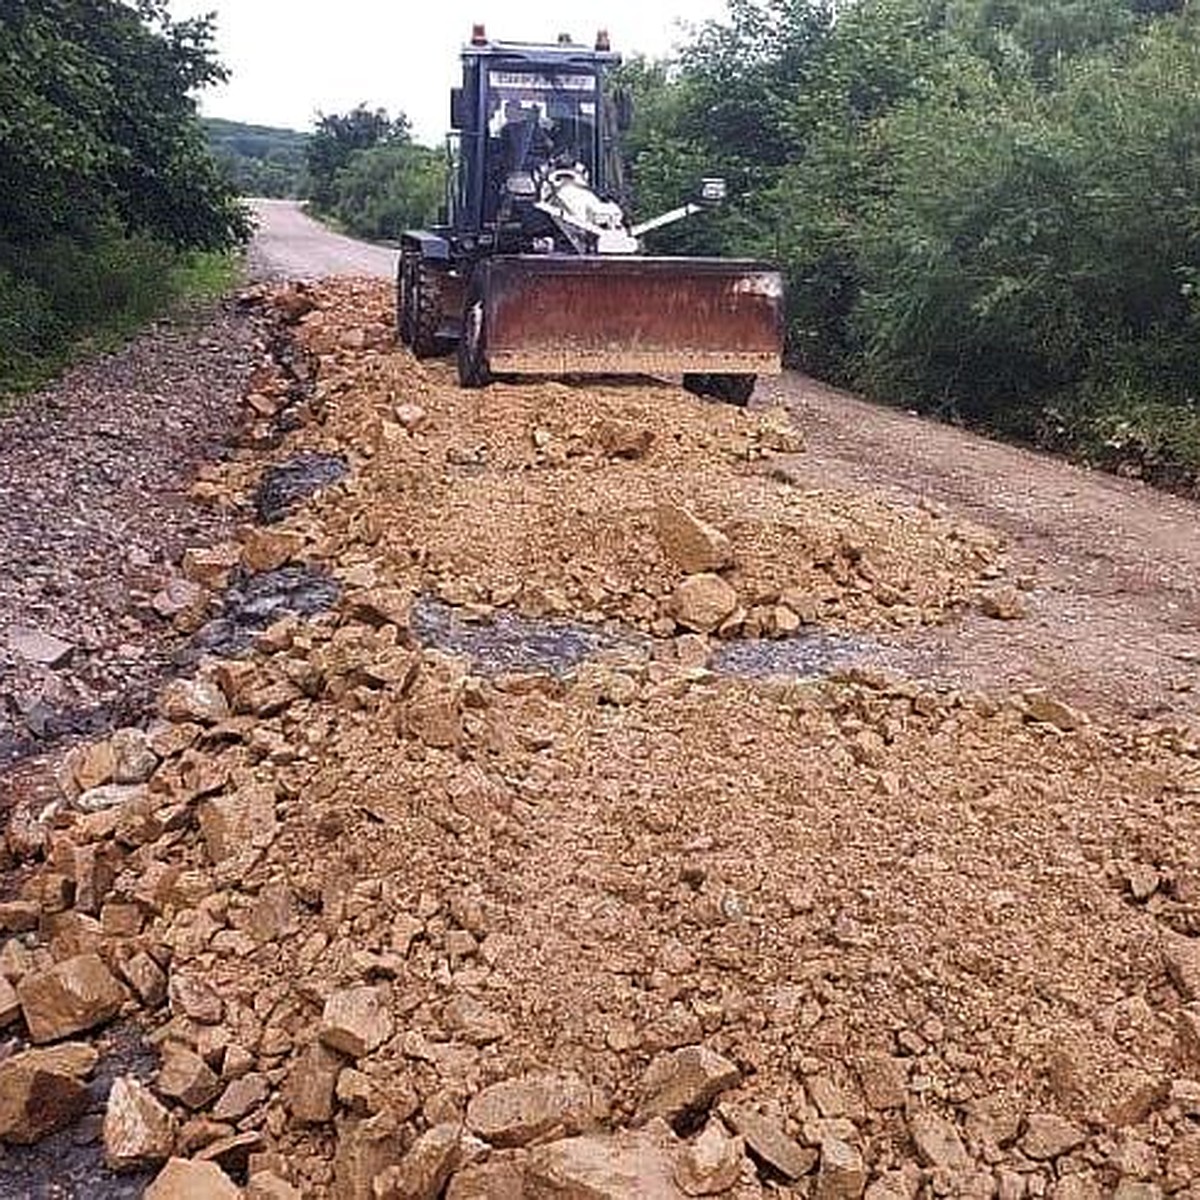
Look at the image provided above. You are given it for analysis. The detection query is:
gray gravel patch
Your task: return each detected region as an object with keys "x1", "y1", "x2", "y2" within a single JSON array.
[{"x1": 0, "y1": 299, "x2": 266, "y2": 770}]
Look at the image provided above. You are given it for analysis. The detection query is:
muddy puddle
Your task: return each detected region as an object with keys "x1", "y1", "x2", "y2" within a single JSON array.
[
  {"x1": 710, "y1": 632, "x2": 871, "y2": 679},
  {"x1": 411, "y1": 597, "x2": 647, "y2": 676},
  {"x1": 412, "y1": 596, "x2": 894, "y2": 683},
  {"x1": 254, "y1": 452, "x2": 347, "y2": 523},
  {"x1": 184, "y1": 564, "x2": 340, "y2": 663},
  {"x1": 0, "y1": 703, "x2": 112, "y2": 772}
]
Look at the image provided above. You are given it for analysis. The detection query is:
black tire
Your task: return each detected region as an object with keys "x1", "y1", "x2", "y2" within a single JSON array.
[
  {"x1": 398, "y1": 251, "x2": 444, "y2": 359},
  {"x1": 683, "y1": 372, "x2": 756, "y2": 407},
  {"x1": 396, "y1": 255, "x2": 414, "y2": 347},
  {"x1": 457, "y1": 286, "x2": 492, "y2": 389}
]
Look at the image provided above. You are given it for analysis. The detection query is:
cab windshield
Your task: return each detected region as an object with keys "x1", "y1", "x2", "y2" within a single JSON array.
[{"x1": 486, "y1": 68, "x2": 599, "y2": 182}]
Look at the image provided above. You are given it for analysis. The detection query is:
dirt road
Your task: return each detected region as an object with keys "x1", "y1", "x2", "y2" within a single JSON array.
[
  {"x1": 761, "y1": 375, "x2": 1200, "y2": 718},
  {"x1": 249, "y1": 203, "x2": 1199, "y2": 718},
  {"x1": 248, "y1": 198, "x2": 397, "y2": 281}
]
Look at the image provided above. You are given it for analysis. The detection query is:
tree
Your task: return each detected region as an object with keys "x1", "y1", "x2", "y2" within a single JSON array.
[
  {"x1": 0, "y1": 1, "x2": 247, "y2": 392},
  {"x1": 617, "y1": 0, "x2": 1200, "y2": 476},
  {"x1": 0, "y1": 0, "x2": 249, "y2": 250},
  {"x1": 306, "y1": 106, "x2": 410, "y2": 210},
  {"x1": 326, "y1": 142, "x2": 445, "y2": 241}
]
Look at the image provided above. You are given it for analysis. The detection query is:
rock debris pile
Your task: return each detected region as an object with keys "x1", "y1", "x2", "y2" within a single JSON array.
[{"x1": 2, "y1": 279, "x2": 1200, "y2": 1199}]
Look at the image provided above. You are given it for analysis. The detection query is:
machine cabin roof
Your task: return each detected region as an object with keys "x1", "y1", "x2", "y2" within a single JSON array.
[{"x1": 461, "y1": 37, "x2": 622, "y2": 68}]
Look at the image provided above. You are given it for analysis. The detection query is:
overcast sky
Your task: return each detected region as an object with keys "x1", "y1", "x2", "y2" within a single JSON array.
[{"x1": 167, "y1": 2, "x2": 729, "y2": 142}]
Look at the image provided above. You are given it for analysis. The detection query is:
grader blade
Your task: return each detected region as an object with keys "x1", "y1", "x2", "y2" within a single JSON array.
[{"x1": 483, "y1": 256, "x2": 783, "y2": 377}]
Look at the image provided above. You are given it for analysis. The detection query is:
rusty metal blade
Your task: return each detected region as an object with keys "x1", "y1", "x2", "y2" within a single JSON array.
[{"x1": 483, "y1": 256, "x2": 783, "y2": 376}]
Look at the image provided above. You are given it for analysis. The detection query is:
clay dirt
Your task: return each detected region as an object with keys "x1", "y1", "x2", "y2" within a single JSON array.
[{"x1": 1, "y1": 274, "x2": 1199, "y2": 1200}]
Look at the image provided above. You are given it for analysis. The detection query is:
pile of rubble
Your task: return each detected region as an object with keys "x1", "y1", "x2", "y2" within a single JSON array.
[
  {"x1": 3, "y1": 280, "x2": 1200, "y2": 1199},
  {"x1": 193, "y1": 281, "x2": 1003, "y2": 643}
]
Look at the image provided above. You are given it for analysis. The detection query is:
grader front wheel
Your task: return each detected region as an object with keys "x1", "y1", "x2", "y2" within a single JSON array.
[
  {"x1": 683, "y1": 373, "x2": 757, "y2": 407},
  {"x1": 457, "y1": 286, "x2": 492, "y2": 389}
]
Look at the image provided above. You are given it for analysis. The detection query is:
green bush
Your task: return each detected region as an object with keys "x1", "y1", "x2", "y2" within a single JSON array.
[
  {"x1": 328, "y1": 143, "x2": 445, "y2": 241},
  {"x1": 0, "y1": 2, "x2": 248, "y2": 398},
  {"x1": 623, "y1": 0, "x2": 1200, "y2": 480},
  {"x1": 0, "y1": 225, "x2": 235, "y2": 397}
]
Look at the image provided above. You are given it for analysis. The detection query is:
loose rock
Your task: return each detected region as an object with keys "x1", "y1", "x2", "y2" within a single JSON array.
[
  {"x1": 374, "y1": 1121, "x2": 463, "y2": 1200},
  {"x1": 980, "y1": 586, "x2": 1026, "y2": 621},
  {"x1": 159, "y1": 677, "x2": 230, "y2": 725},
  {"x1": 673, "y1": 1119, "x2": 744, "y2": 1196},
  {"x1": 671, "y1": 575, "x2": 740, "y2": 634},
  {"x1": 445, "y1": 1156, "x2": 528, "y2": 1199},
  {"x1": 333, "y1": 1110, "x2": 404, "y2": 1200},
  {"x1": 16, "y1": 951, "x2": 126, "y2": 1042},
  {"x1": 0, "y1": 1043, "x2": 97, "y2": 1143},
  {"x1": 284, "y1": 1040, "x2": 343, "y2": 1123},
  {"x1": 7, "y1": 625, "x2": 74, "y2": 667},
  {"x1": 144, "y1": 1156, "x2": 242, "y2": 1199},
  {"x1": 467, "y1": 1072, "x2": 602, "y2": 1148},
  {"x1": 1166, "y1": 938, "x2": 1200, "y2": 1001},
  {"x1": 909, "y1": 1111, "x2": 970, "y2": 1171},
  {"x1": 319, "y1": 984, "x2": 394, "y2": 1058},
  {"x1": 199, "y1": 784, "x2": 277, "y2": 862},
  {"x1": 119, "y1": 951, "x2": 168, "y2": 1007},
  {"x1": 169, "y1": 970, "x2": 225, "y2": 1024},
  {"x1": 527, "y1": 1120, "x2": 687, "y2": 1198},
  {"x1": 816, "y1": 1137, "x2": 867, "y2": 1200},
  {"x1": 103, "y1": 1075, "x2": 176, "y2": 1171},
  {"x1": 1023, "y1": 690, "x2": 1088, "y2": 732},
  {"x1": 1021, "y1": 1113, "x2": 1086, "y2": 1160},
  {"x1": 0, "y1": 976, "x2": 20, "y2": 1026},
  {"x1": 720, "y1": 1102, "x2": 817, "y2": 1181},
  {"x1": 158, "y1": 1044, "x2": 222, "y2": 1110},
  {"x1": 655, "y1": 503, "x2": 734, "y2": 574},
  {"x1": 636, "y1": 1045, "x2": 741, "y2": 1127},
  {"x1": 212, "y1": 1071, "x2": 270, "y2": 1121},
  {"x1": 246, "y1": 1172, "x2": 303, "y2": 1199},
  {"x1": 110, "y1": 727, "x2": 160, "y2": 784}
]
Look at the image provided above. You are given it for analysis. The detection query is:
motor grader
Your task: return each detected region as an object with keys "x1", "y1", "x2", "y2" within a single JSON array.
[{"x1": 397, "y1": 26, "x2": 783, "y2": 404}]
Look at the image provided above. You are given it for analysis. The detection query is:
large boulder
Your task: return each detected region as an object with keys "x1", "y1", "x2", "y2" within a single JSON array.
[{"x1": 16, "y1": 952, "x2": 126, "y2": 1043}]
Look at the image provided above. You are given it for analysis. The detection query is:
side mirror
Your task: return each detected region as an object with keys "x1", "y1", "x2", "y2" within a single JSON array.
[
  {"x1": 450, "y1": 87, "x2": 470, "y2": 132},
  {"x1": 697, "y1": 177, "x2": 727, "y2": 207},
  {"x1": 614, "y1": 88, "x2": 633, "y2": 133}
]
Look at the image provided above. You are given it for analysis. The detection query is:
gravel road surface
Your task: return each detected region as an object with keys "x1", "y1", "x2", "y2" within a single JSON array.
[
  {"x1": 2, "y1": 211, "x2": 1199, "y2": 1199},
  {"x1": 247, "y1": 198, "x2": 397, "y2": 281}
]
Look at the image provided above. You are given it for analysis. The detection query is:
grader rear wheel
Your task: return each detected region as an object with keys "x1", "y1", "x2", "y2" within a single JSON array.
[{"x1": 397, "y1": 252, "x2": 444, "y2": 359}]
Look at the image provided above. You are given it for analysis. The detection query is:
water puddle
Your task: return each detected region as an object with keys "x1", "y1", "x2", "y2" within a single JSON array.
[
  {"x1": 412, "y1": 596, "x2": 885, "y2": 682},
  {"x1": 412, "y1": 597, "x2": 647, "y2": 676},
  {"x1": 711, "y1": 632, "x2": 869, "y2": 679},
  {"x1": 254, "y1": 452, "x2": 348, "y2": 523},
  {"x1": 0, "y1": 694, "x2": 120, "y2": 771},
  {"x1": 184, "y1": 564, "x2": 340, "y2": 662}
]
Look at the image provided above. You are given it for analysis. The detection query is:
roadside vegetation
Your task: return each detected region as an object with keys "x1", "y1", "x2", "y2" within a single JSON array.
[
  {"x1": 304, "y1": 106, "x2": 445, "y2": 242},
  {"x1": 0, "y1": 1, "x2": 248, "y2": 398},
  {"x1": 204, "y1": 118, "x2": 309, "y2": 199},
  {"x1": 620, "y1": 0, "x2": 1200, "y2": 486}
]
